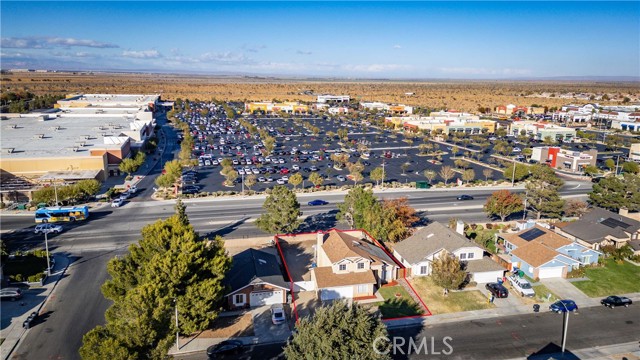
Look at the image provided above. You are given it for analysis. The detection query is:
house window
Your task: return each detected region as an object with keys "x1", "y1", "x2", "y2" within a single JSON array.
[
  {"x1": 420, "y1": 265, "x2": 428, "y2": 275},
  {"x1": 467, "y1": 252, "x2": 475, "y2": 259},
  {"x1": 339, "y1": 264, "x2": 347, "y2": 271},
  {"x1": 460, "y1": 253, "x2": 467, "y2": 260},
  {"x1": 357, "y1": 284, "x2": 368, "y2": 294},
  {"x1": 233, "y1": 294, "x2": 245, "y2": 305},
  {"x1": 357, "y1": 262, "x2": 365, "y2": 269},
  {"x1": 582, "y1": 255, "x2": 591, "y2": 263}
]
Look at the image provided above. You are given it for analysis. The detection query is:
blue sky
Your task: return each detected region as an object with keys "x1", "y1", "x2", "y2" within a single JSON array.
[{"x1": 1, "y1": 1, "x2": 638, "y2": 78}]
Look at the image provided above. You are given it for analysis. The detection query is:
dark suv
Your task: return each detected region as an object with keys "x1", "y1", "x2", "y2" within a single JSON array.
[{"x1": 485, "y1": 283, "x2": 509, "y2": 298}]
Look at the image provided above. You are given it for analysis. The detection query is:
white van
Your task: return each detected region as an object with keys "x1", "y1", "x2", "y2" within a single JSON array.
[{"x1": 508, "y1": 275, "x2": 535, "y2": 297}]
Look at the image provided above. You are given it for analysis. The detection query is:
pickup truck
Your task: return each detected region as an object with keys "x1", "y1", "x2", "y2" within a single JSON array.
[{"x1": 507, "y1": 275, "x2": 536, "y2": 297}]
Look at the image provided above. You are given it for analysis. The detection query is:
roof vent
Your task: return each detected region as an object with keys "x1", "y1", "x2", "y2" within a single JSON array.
[
  {"x1": 34, "y1": 134, "x2": 44, "y2": 139},
  {"x1": 258, "y1": 259, "x2": 266, "y2": 265},
  {"x1": 2, "y1": 148, "x2": 15, "y2": 154},
  {"x1": 427, "y1": 233, "x2": 434, "y2": 238},
  {"x1": 10, "y1": 124, "x2": 18, "y2": 129},
  {"x1": 81, "y1": 135, "x2": 91, "y2": 140},
  {"x1": 72, "y1": 146, "x2": 79, "y2": 152},
  {"x1": 352, "y1": 240, "x2": 361, "y2": 246}
]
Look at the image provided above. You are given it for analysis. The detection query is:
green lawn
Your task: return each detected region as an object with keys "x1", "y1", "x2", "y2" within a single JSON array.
[
  {"x1": 375, "y1": 286, "x2": 424, "y2": 318},
  {"x1": 411, "y1": 277, "x2": 495, "y2": 314},
  {"x1": 572, "y1": 259, "x2": 640, "y2": 297},
  {"x1": 3, "y1": 255, "x2": 48, "y2": 280}
]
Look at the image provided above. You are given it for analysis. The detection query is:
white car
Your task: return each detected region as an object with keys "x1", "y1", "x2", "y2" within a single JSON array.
[
  {"x1": 281, "y1": 175, "x2": 289, "y2": 181},
  {"x1": 238, "y1": 169, "x2": 245, "y2": 175},
  {"x1": 258, "y1": 177, "x2": 266, "y2": 182},
  {"x1": 276, "y1": 178, "x2": 286, "y2": 185},
  {"x1": 336, "y1": 175, "x2": 347, "y2": 182},
  {"x1": 111, "y1": 198, "x2": 125, "y2": 208},
  {"x1": 252, "y1": 168, "x2": 260, "y2": 175},
  {"x1": 512, "y1": 147, "x2": 522, "y2": 153},
  {"x1": 266, "y1": 177, "x2": 274, "y2": 182},
  {"x1": 34, "y1": 223, "x2": 63, "y2": 234},
  {"x1": 508, "y1": 275, "x2": 536, "y2": 297},
  {"x1": 271, "y1": 305, "x2": 286, "y2": 325},
  {"x1": 292, "y1": 164, "x2": 300, "y2": 171}
]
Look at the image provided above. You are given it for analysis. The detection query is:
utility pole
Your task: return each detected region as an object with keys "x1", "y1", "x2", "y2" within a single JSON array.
[
  {"x1": 175, "y1": 299, "x2": 180, "y2": 351},
  {"x1": 615, "y1": 155, "x2": 621, "y2": 176},
  {"x1": 44, "y1": 229, "x2": 52, "y2": 276},
  {"x1": 241, "y1": 171, "x2": 245, "y2": 195},
  {"x1": 52, "y1": 179, "x2": 59, "y2": 206},
  {"x1": 522, "y1": 190, "x2": 528, "y2": 220},
  {"x1": 381, "y1": 160, "x2": 386, "y2": 189},
  {"x1": 511, "y1": 161, "x2": 516, "y2": 187}
]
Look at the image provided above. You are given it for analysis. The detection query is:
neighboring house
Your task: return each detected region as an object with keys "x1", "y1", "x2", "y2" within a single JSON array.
[
  {"x1": 500, "y1": 225, "x2": 601, "y2": 279},
  {"x1": 555, "y1": 207, "x2": 640, "y2": 250},
  {"x1": 223, "y1": 248, "x2": 289, "y2": 309},
  {"x1": 392, "y1": 222, "x2": 506, "y2": 284},
  {"x1": 311, "y1": 229, "x2": 399, "y2": 301}
]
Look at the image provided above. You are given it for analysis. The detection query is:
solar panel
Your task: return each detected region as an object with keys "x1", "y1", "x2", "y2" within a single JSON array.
[
  {"x1": 519, "y1": 228, "x2": 546, "y2": 241},
  {"x1": 600, "y1": 217, "x2": 631, "y2": 229}
]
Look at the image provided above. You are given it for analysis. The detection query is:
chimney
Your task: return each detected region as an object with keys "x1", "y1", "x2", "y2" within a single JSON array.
[
  {"x1": 456, "y1": 220, "x2": 465, "y2": 235},
  {"x1": 316, "y1": 231, "x2": 324, "y2": 262},
  {"x1": 619, "y1": 207, "x2": 629, "y2": 217}
]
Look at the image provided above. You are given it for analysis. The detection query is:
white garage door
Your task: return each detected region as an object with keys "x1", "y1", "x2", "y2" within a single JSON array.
[
  {"x1": 320, "y1": 286, "x2": 354, "y2": 301},
  {"x1": 250, "y1": 290, "x2": 283, "y2": 307},
  {"x1": 538, "y1": 267, "x2": 564, "y2": 279},
  {"x1": 472, "y1": 271, "x2": 504, "y2": 284}
]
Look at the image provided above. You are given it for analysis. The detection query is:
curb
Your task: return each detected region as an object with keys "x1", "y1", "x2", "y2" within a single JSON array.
[{"x1": 3, "y1": 255, "x2": 71, "y2": 360}]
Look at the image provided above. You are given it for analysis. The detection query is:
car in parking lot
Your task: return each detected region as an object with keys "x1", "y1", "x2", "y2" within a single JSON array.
[
  {"x1": 271, "y1": 305, "x2": 286, "y2": 325},
  {"x1": 549, "y1": 299, "x2": 578, "y2": 313},
  {"x1": 34, "y1": 223, "x2": 63, "y2": 234},
  {"x1": 601, "y1": 295, "x2": 632, "y2": 308},
  {"x1": 456, "y1": 195, "x2": 474, "y2": 201},
  {"x1": 308, "y1": 199, "x2": 329, "y2": 206},
  {"x1": 206, "y1": 340, "x2": 244, "y2": 359},
  {"x1": 336, "y1": 175, "x2": 347, "y2": 182},
  {"x1": 276, "y1": 178, "x2": 286, "y2": 185},
  {"x1": 485, "y1": 283, "x2": 509, "y2": 298},
  {"x1": 0, "y1": 288, "x2": 23, "y2": 301}
]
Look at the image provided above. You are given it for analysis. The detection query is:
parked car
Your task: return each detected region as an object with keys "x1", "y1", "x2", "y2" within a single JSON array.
[
  {"x1": 456, "y1": 195, "x2": 474, "y2": 201},
  {"x1": 0, "y1": 288, "x2": 23, "y2": 301},
  {"x1": 549, "y1": 299, "x2": 578, "y2": 313},
  {"x1": 507, "y1": 275, "x2": 535, "y2": 297},
  {"x1": 308, "y1": 199, "x2": 329, "y2": 206},
  {"x1": 111, "y1": 198, "x2": 125, "y2": 208},
  {"x1": 485, "y1": 283, "x2": 509, "y2": 298},
  {"x1": 206, "y1": 340, "x2": 244, "y2": 359},
  {"x1": 271, "y1": 305, "x2": 286, "y2": 325},
  {"x1": 34, "y1": 223, "x2": 63, "y2": 234},
  {"x1": 601, "y1": 296, "x2": 632, "y2": 308},
  {"x1": 336, "y1": 175, "x2": 347, "y2": 182}
]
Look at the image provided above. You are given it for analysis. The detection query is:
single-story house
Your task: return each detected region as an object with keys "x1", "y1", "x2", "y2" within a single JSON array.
[
  {"x1": 392, "y1": 222, "x2": 506, "y2": 284},
  {"x1": 223, "y1": 248, "x2": 289, "y2": 309},
  {"x1": 312, "y1": 229, "x2": 399, "y2": 301},
  {"x1": 500, "y1": 225, "x2": 601, "y2": 279}
]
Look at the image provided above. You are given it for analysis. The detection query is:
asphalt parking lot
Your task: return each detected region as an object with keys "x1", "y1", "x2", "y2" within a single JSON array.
[{"x1": 175, "y1": 102, "x2": 632, "y2": 195}]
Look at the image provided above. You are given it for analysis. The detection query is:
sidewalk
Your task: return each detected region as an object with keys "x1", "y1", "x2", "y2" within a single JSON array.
[{"x1": 1, "y1": 254, "x2": 70, "y2": 360}]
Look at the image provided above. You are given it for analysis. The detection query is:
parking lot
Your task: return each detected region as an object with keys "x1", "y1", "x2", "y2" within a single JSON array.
[{"x1": 174, "y1": 102, "x2": 632, "y2": 195}]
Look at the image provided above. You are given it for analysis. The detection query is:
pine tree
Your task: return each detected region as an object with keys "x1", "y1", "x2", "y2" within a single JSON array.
[{"x1": 255, "y1": 186, "x2": 302, "y2": 234}]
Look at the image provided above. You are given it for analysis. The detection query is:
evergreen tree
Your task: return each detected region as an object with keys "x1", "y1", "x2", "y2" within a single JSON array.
[
  {"x1": 431, "y1": 252, "x2": 466, "y2": 291},
  {"x1": 525, "y1": 165, "x2": 565, "y2": 219},
  {"x1": 337, "y1": 187, "x2": 378, "y2": 229},
  {"x1": 284, "y1": 301, "x2": 390, "y2": 360},
  {"x1": 589, "y1": 174, "x2": 640, "y2": 212},
  {"x1": 255, "y1": 186, "x2": 302, "y2": 234}
]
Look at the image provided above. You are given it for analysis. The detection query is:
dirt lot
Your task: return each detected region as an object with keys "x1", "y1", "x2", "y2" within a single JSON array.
[
  {"x1": 4, "y1": 72, "x2": 636, "y2": 112},
  {"x1": 192, "y1": 313, "x2": 254, "y2": 338}
]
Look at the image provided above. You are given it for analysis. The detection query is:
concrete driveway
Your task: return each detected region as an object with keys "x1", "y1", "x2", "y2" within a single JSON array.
[
  {"x1": 476, "y1": 284, "x2": 525, "y2": 308},
  {"x1": 251, "y1": 306, "x2": 290, "y2": 342},
  {"x1": 541, "y1": 278, "x2": 592, "y2": 303}
]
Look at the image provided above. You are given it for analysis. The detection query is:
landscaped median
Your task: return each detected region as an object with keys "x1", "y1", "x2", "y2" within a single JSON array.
[
  {"x1": 411, "y1": 277, "x2": 495, "y2": 314},
  {"x1": 571, "y1": 259, "x2": 640, "y2": 297}
]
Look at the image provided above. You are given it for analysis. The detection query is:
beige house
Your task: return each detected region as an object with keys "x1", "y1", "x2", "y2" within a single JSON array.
[{"x1": 312, "y1": 230, "x2": 399, "y2": 301}]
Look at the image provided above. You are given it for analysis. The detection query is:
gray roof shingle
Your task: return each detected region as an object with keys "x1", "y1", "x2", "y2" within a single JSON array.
[
  {"x1": 561, "y1": 208, "x2": 640, "y2": 243},
  {"x1": 224, "y1": 248, "x2": 288, "y2": 294},
  {"x1": 393, "y1": 222, "x2": 476, "y2": 264}
]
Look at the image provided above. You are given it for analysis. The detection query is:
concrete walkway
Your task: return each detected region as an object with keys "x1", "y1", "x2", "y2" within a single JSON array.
[{"x1": 1, "y1": 254, "x2": 70, "y2": 360}]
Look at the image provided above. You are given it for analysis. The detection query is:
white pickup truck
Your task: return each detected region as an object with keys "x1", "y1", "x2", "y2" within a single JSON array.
[{"x1": 508, "y1": 275, "x2": 536, "y2": 297}]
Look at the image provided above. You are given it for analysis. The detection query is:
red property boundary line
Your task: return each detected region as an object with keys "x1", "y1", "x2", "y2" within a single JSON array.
[{"x1": 274, "y1": 228, "x2": 431, "y2": 325}]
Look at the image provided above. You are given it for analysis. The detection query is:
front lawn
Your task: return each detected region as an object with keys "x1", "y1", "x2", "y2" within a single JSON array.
[
  {"x1": 571, "y1": 259, "x2": 640, "y2": 297},
  {"x1": 375, "y1": 286, "x2": 424, "y2": 318},
  {"x1": 411, "y1": 277, "x2": 495, "y2": 314}
]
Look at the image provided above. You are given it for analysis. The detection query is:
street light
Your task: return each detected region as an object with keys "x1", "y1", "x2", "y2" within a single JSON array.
[{"x1": 42, "y1": 229, "x2": 53, "y2": 276}]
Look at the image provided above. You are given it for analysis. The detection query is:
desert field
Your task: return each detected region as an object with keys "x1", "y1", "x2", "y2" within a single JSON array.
[{"x1": 2, "y1": 72, "x2": 639, "y2": 112}]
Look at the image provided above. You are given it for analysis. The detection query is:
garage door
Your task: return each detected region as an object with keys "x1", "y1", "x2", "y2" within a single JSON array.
[
  {"x1": 472, "y1": 271, "x2": 504, "y2": 284},
  {"x1": 250, "y1": 290, "x2": 283, "y2": 307},
  {"x1": 320, "y1": 286, "x2": 354, "y2": 301},
  {"x1": 538, "y1": 267, "x2": 564, "y2": 279}
]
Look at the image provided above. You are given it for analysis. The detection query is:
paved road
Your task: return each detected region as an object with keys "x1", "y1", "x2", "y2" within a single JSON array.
[
  {"x1": 0, "y1": 173, "x2": 591, "y2": 360},
  {"x1": 173, "y1": 305, "x2": 640, "y2": 359}
]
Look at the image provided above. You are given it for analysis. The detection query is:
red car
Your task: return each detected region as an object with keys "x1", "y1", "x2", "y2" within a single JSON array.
[{"x1": 280, "y1": 168, "x2": 289, "y2": 175}]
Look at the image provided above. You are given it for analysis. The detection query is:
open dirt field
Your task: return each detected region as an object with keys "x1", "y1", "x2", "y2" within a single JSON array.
[{"x1": 2, "y1": 72, "x2": 638, "y2": 112}]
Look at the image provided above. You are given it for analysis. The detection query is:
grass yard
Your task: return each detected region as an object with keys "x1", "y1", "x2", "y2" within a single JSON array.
[
  {"x1": 411, "y1": 277, "x2": 495, "y2": 314},
  {"x1": 571, "y1": 259, "x2": 640, "y2": 297},
  {"x1": 375, "y1": 286, "x2": 424, "y2": 318}
]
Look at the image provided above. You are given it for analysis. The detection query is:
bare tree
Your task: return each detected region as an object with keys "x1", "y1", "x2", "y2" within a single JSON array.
[{"x1": 439, "y1": 166, "x2": 455, "y2": 185}]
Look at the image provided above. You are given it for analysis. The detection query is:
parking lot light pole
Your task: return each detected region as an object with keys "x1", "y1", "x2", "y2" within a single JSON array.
[
  {"x1": 381, "y1": 161, "x2": 386, "y2": 189},
  {"x1": 511, "y1": 160, "x2": 516, "y2": 187},
  {"x1": 241, "y1": 172, "x2": 245, "y2": 195}
]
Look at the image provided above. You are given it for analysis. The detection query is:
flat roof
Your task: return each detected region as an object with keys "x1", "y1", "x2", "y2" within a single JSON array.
[
  {"x1": 1, "y1": 115, "x2": 131, "y2": 159},
  {"x1": 58, "y1": 94, "x2": 159, "y2": 108},
  {"x1": 39, "y1": 170, "x2": 101, "y2": 181}
]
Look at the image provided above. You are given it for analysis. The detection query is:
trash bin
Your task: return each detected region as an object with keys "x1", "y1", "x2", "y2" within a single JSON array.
[{"x1": 533, "y1": 304, "x2": 540, "y2": 313}]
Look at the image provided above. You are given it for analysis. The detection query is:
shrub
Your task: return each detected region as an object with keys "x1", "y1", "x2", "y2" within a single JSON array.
[{"x1": 28, "y1": 273, "x2": 45, "y2": 282}]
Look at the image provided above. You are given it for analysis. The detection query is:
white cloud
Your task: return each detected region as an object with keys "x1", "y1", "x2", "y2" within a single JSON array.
[
  {"x1": 393, "y1": 44, "x2": 402, "y2": 49},
  {"x1": 342, "y1": 64, "x2": 411, "y2": 73},
  {"x1": 1, "y1": 36, "x2": 118, "y2": 49},
  {"x1": 122, "y1": 50, "x2": 162, "y2": 59},
  {"x1": 242, "y1": 44, "x2": 267, "y2": 53},
  {"x1": 50, "y1": 51, "x2": 98, "y2": 58},
  {"x1": 296, "y1": 50, "x2": 313, "y2": 55}
]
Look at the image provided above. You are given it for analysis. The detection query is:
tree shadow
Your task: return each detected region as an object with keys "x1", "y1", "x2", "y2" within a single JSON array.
[
  {"x1": 378, "y1": 297, "x2": 424, "y2": 319},
  {"x1": 204, "y1": 217, "x2": 250, "y2": 238},
  {"x1": 297, "y1": 210, "x2": 338, "y2": 233}
]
